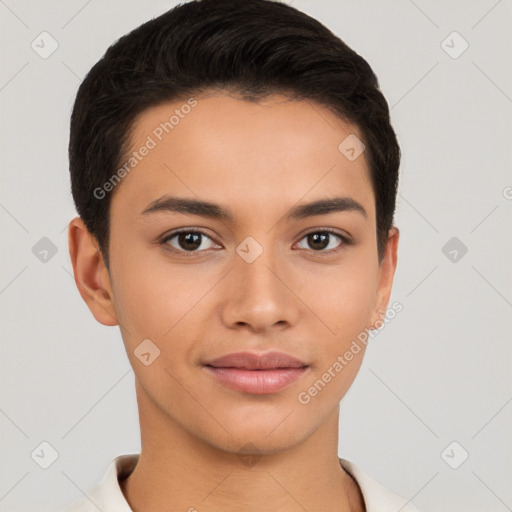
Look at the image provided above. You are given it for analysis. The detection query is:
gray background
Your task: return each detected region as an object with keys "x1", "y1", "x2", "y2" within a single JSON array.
[{"x1": 1, "y1": 1, "x2": 511, "y2": 511}]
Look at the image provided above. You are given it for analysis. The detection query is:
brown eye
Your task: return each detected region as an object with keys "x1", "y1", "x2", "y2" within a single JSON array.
[
  {"x1": 161, "y1": 229, "x2": 216, "y2": 254},
  {"x1": 296, "y1": 230, "x2": 347, "y2": 253}
]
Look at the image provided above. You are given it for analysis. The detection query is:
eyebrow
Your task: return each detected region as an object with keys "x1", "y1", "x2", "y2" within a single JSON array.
[{"x1": 141, "y1": 195, "x2": 367, "y2": 222}]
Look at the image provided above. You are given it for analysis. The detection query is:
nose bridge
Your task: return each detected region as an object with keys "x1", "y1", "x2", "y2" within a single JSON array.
[
  {"x1": 235, "y1": 233, "x2": 283, "y2": 295},
  {"x1": 224, "y1": 233, "x2": 296, "y2": 328}
]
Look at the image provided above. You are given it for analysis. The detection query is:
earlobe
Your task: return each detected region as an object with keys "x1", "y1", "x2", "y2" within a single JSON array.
[
  {"x1": 68, "y1": 216, "x2": 119, "y2": 327},
  {"x1": 369, "y1": 226, "x2": 399, "y2": 330}
]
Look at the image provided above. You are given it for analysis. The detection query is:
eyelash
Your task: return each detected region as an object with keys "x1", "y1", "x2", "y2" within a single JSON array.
[{"x1": 159, "y1": 228, "x2": 351, "y2": 257}]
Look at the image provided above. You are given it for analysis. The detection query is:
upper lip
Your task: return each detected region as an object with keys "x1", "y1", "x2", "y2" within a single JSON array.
[{"x1": 204, "y1": 351, "x2": 308, "y2": 370}]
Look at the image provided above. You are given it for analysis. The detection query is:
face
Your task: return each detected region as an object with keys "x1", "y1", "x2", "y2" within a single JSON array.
[{"x1": 70, "y1": 92, "x2": 398, "y2": 456}]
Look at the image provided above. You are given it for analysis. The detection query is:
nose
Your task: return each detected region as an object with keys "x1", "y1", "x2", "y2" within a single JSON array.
[{"x1": 220, "y1": 239, "x2": 300, "y2": 333}]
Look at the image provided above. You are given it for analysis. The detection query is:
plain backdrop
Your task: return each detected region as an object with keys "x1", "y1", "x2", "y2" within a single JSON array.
[{"x1": 1, "y1": 1, "x2": 511, "y2": 511}]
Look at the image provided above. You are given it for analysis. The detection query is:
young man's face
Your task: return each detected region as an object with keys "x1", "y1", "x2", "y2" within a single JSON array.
[{"x1": 71, "y1": 92, "x2": 398, "y2": 455}]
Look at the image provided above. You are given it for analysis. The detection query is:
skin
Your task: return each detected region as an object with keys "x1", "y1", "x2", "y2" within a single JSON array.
[{"x1": 68, "y1": 92, "x2": 399, "y2": 512}]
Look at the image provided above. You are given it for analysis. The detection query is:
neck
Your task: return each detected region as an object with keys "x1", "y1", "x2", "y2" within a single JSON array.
[{"x1": 120, "y1": 378, "x2": 365, "y2": 512}]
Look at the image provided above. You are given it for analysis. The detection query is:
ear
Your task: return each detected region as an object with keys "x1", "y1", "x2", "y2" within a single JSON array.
[
  {"x1": 68, "y1": 216, "x2": 118, "y2": 326},
  {"x1": 369, "y1": 226, "x2": 399, "y2": 329}
]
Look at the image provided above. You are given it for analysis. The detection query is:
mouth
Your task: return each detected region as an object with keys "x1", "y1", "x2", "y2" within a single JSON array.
[{"x1": 203, "y1": 351, "x2": 309, "y2": 394}]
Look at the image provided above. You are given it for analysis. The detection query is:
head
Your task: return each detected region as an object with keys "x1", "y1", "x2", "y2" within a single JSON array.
[{"x1": 68, "y1": 0, "x2": 400, "y2": 456}]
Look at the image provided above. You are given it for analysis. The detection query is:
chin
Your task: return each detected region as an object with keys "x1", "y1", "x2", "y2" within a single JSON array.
[
  {"x1": 197, "y1": 416, "x2": 311, "y2": 457},
  {"x1": 214, "y1": 431, "x2": 303, "y2": 458}
]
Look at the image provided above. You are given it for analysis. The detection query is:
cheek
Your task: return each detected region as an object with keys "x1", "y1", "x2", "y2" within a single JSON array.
[
  {"x1": 109, "y1": 252, "x2": 200, "y2": 394},
  {"x1": 303, "y1": 256, "x2": 379, "y2": 342},
  {"x1": 109, "y1": 238, "x2": 216, "y2": 355},
  {"x1": 109, "y1": 237, "x2": 170, "y2": 338},
  {"x1": 296, "y1": 264, "x2": 376, "y2": 405}
]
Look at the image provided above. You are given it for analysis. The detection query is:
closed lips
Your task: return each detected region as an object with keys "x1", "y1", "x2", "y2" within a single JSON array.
[
  {"x1": 203, "y1": 351, "x2": 309, "y2": 394},
  {"x1": 204, "y1": 351, "x2": 308, "y2": 370}
]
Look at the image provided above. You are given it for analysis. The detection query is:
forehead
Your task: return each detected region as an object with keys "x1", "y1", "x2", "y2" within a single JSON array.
[{"x1": 111, "y1": 92, "x2": 375, "y2": 226}]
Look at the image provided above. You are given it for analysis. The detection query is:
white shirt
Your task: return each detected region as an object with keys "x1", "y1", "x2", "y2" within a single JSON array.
[{"x1": 62, "y1": 453, "x2": 421, "y2": 511}]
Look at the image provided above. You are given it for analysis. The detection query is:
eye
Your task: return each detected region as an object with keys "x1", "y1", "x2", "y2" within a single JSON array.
[
  {"x1": 159, "y1": 228, "x2": 351, "y2": 257},
  {"x1": 295, "y1": 230, "x2": 349, "y2": 254},
  {"x1": 160, "y1": 229, "x2": 217, "y2": 255}
]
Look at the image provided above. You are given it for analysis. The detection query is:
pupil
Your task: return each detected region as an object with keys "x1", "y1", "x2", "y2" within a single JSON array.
[
  {"x1": 309, "y1": 232, "x2": 329, "y2": 250},
  {"x1": 179, "y1": 232, "x2": 201, "y2": 250}
]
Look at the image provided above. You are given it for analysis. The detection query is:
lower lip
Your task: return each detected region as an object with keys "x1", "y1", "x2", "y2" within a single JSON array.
[{"x1": 204, "y1": 366, "x2": 308, "y2": 394}]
